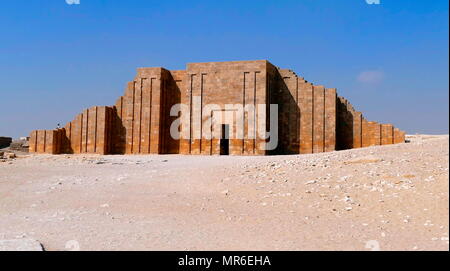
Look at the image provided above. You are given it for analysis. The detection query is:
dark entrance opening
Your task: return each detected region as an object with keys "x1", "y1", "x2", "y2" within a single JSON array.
[{"x1": 220, "y1": 124, "x2": 229, "y2": 155}]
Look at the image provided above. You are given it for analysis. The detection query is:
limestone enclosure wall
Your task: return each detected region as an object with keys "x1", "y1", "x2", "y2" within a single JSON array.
[
  {"x1": 276, "y1": 69, "x2": 337, "y2": 155},
  {"x1": 29, "y1": 60, "x2": 406, "y2": 155},
  {"x1": 182, "y1": 61, "x2": 269, "y2": 155},
  {"x1": 30, "y1": 106, "x2": 113, "y2": 155},
  {"x1": 336, "y1": 97, "x2": 404, "y2": 150},
  {"x1": 29, "y1": 129, "x2": 64, "y2": 154}
]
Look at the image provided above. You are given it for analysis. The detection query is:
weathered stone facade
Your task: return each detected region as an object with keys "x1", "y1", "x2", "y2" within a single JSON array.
[{"x1": 29, "y1": 60, "x2": 405, "y2": 155}]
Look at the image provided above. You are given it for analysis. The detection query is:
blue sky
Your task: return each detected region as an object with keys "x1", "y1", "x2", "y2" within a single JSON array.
[{"x1": 0, "y1": 0, "x2": 448, "y2": 138}]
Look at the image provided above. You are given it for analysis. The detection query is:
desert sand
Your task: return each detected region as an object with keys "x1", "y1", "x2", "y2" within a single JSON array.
[{"x1": 0, "y1": 134, "x2": 448, "y2": 251}]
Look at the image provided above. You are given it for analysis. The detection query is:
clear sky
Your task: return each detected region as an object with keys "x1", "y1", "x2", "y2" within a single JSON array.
[{"x1": 0, "y1": 0, "x2": 448, "y2": 138}]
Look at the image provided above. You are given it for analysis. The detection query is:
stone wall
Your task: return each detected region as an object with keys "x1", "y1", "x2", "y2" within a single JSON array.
[
  {"x1": 29, "y1": 60, "x2": 406, "y2": 155},
  {"x1": 29, "y1": 129, "x2": 63, "y2": 154},
  {"x1": 336, "y1": 96, "x2": 405, "y2": 149},
  {"x1": 277, "y1": 69, "x2": 337, "y2": 154},
  {"x1": 181, "y1": 60, "x2": 270, "y2": 155},
  {"x1": 109, "y1": 68, "x2": 169, "y2": 154},
  {"x1": 29, "y1": 106, "x2": 113, "y2": 155}
]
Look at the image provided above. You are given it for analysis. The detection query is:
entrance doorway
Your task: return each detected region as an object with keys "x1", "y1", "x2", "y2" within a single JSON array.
[{"x1": 220, "y1": 124, "x2": 229, "y2": 155}]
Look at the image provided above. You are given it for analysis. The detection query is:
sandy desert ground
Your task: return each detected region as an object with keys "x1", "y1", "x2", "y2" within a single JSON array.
[{"x1": 0, "y1": 134, "x2": 448, "y2": 251}]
